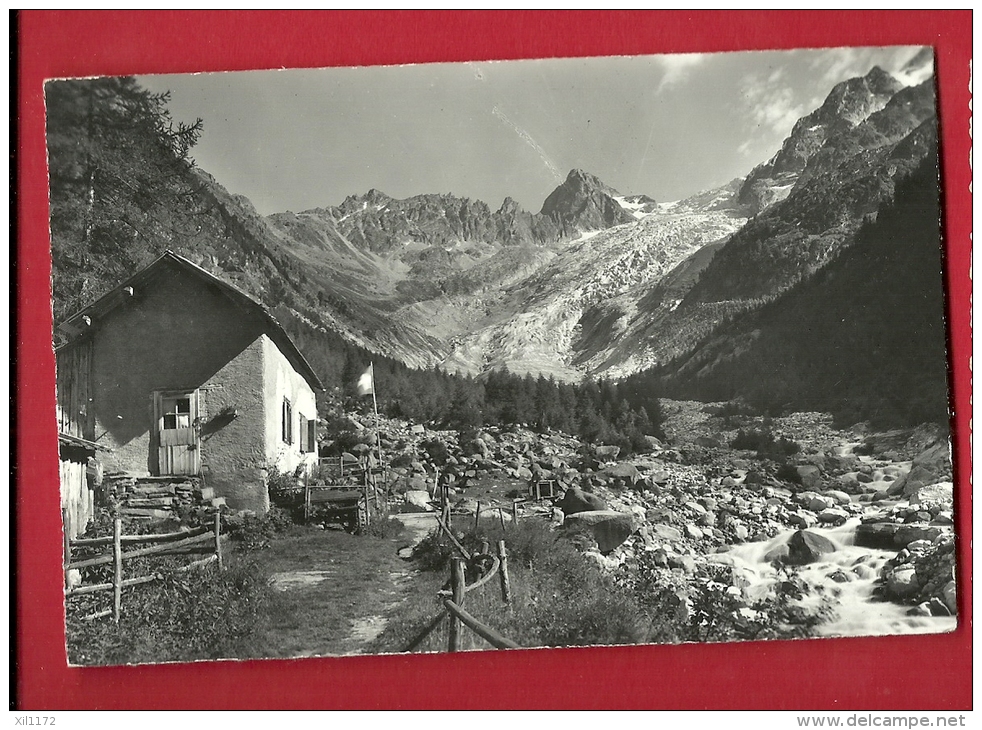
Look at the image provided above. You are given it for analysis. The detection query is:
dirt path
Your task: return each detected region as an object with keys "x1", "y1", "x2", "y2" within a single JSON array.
[
  {"x1": 331, "y1": 512, "x2": 439, "y2": 653},
  {"x1": 260, "y1": 514, "x2": 439, "y2": 657}
]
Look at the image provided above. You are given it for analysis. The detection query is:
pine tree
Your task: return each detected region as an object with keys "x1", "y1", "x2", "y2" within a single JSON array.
[{"x1": 47, "y1": 77, "x2": 204, "y2": 320}]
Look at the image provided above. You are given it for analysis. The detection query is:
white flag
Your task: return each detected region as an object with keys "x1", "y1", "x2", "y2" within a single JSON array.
[{"x1": 356, "y1": 364, "x2": 374, "y2": 396}]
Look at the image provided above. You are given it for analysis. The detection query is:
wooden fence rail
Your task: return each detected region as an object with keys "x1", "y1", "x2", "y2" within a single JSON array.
[
  {"x1": 64, "y1": 512, "x2": 223, "y2": 623},
  {"x1": 400, "y1": 529, "x2": 518, "y2": 653},
  {"x1": 442, "y1": 598, "x2": 521, "y2": 650}
]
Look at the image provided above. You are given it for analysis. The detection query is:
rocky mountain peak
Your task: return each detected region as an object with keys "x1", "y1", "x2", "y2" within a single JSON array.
[
  {"x1": 565, "y1": 167, "x2": 610, "y2": 188},
  {"x1": 364, "y1": 188, "x2": 390, "y2": 204},
  {"x1": 540, "y1": 168, "x2": 637, "y2": 232},
  {"x1": 738, "y1": 66, "x2": 905, "y2": 214},
  {"x1": 496, "y1": 196, "x2": 522, "y2": 214},
  {"x1": 815, "y1": 66, "x2": 902, "y2": 126}
]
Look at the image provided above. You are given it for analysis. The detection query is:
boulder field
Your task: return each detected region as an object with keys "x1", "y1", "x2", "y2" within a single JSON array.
[{"x1": 329, "y1": 401, "x2": 957, "y2": 635}]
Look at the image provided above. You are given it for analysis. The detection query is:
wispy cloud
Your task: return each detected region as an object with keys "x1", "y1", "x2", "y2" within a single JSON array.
[
  {"x1": 808, "y1": 46, "x2": 930, "y2": 88},
  {"x1": 654, "y1": 53, "x2": 707, "y2": 95},
  {"x1": 811, "y1": 47, "x2": 877, "y2": 87},
  {"x1": 739, "y1": 67, "x2": 806, "y2": 138},
  {"x1": 894, "y1": 47, "x2": 934, "y2": 86},
  {"x1": 491, "y1": 105, "x2": 563, "y2": 182}
]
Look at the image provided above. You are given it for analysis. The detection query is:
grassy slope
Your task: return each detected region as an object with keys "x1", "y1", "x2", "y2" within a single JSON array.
[{"x1": 368, "y1": 516, "x2": 654, "y2": 655}]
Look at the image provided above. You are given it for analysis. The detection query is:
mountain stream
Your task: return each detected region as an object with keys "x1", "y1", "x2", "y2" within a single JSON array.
[{"x1": 724, "y1": 519, "x2": 956, "y2": 637}]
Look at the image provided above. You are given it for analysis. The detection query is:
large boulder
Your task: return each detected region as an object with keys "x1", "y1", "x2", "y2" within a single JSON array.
[
  {"x1": 854, "y1": 521, "x2": 902, "y2": 549},
  {"x1": 910, "y1": 481, "x2": 954, "y2": 506},
  {"x1": 684, "y1": 524, "x2": 704, "y2": 540},
  {"x1": 894, "y1": 525, "x2": 944, "y2": 547},
  {"x1": 650, "y1": 524, "x2": 682, "y2": 542},
  {"x1": 807, "y1": 495, "x2": 834, "y2": 512},
  {"x1": 817, "y1": 507, "x2": 849, "y2": 525},
  {"x1": 556, "y1": 488, "x2": 607, "y2": 516},
  {"x1": 885, "y1": 566, "x2": 921, "y2": 598},
  {"x1": 786, "y1": 529, "x2": 837, "y2": 565},
  {"x1": 564, "y1": 510, "x2": 637, "y2": 553},
  {"x1": 601, "y1": 463, "x2": 641, "y2": 484},
  {"x1": 913, "y1": 441, "x2": 951, "y2": 473},
  {"x1": 403, "y1": 491, "x2": 433, "y2": 512},
  {"x1": 888, "y1": 463, "x2": 935, "y2": 497},
  {"x1": 823, "y1": 490, "x2": 852, "y2": 506},
  {"x1": 594, "y1": 445, "x2": 621, "y2": 461},
  {"x1": 796, "y1": 465, "x2": 823, "y2": 490},
  {"x1": 787, "y1": 510, "x2": 819, "y2": 529}
]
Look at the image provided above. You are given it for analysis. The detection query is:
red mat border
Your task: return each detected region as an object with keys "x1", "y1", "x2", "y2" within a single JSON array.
[{"x1": 13, "y1": 11, "x2": 973, "y2": 710}]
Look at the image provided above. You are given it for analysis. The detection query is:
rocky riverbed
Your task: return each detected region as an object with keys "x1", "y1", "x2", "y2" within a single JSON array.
[{"x1": 326, "y1": 400, "x2": 958, "y2": 641}]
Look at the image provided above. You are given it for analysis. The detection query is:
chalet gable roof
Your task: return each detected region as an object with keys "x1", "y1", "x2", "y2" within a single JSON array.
[{"x1": 56, "y1": 251, "x2": 325, "y2": 391}]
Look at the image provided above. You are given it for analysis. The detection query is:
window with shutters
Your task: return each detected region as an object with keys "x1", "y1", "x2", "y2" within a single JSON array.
[
  {"x1": 307, "y1": 418, "x2": 317, "y2": 455},
  {"x1": 299, "y1": 414, "x2": 317, "y2": 454},
  {"x1": 282, "y1": 398, "x2": 293, "y2": 444}
]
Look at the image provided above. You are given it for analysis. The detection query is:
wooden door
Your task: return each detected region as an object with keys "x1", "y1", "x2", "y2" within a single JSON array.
[{"x1": 153, "y1": 390, "x2": 200, "y2": 475}]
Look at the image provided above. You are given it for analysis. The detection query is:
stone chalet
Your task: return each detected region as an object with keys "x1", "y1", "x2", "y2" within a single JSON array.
[{"x1": 55, "y1": 251, "x2": 324, "y2": 516}]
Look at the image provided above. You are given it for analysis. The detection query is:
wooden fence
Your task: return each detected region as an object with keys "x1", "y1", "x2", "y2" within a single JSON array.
[
  {"x1": 302, "y1": 462, "x2": 387, "y2": 529},
  {"x1": 401, "y1": 519, "x2": 520, "y2": 653},
  {"x1": 63, "y1": 511, "x2": 224, "y2": 623}
]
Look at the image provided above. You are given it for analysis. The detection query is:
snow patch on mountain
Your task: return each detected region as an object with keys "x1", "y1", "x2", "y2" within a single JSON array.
[{"x1": 613, "y1": 195, "x2": 656, "y2": 220}]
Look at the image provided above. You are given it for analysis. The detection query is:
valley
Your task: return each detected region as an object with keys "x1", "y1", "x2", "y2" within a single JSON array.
[{"x1": 51, "y1": 47, "x2": 958, "y2": 661}]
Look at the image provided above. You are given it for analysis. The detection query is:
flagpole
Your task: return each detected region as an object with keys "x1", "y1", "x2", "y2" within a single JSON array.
[{"x1": 369, "y1": 362, "x2": 385, "y2": 486}]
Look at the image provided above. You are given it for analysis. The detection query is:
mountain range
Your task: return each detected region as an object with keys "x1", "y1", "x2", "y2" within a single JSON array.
[{"x1": 47, "y1": 49, "x2": 945, "y2": 428}]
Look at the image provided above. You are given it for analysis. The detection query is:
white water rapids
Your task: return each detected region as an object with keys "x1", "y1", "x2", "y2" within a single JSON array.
[{"x1": 720, "y1": 519, "x2": 957, "y2": 637}]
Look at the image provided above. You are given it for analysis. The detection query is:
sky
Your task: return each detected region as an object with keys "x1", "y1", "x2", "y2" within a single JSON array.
[{"x1": 138, "y1": 46, "x2": 930, "y2": 216}]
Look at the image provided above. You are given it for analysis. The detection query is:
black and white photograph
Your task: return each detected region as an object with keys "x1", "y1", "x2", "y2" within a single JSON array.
[{"x1": 48, "y1": 44, "x2": 956, "y2": 666}]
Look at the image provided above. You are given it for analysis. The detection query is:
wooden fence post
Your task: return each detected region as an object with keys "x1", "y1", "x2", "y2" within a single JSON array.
[
  {"x1": 214, "y1": 511, "x2": 223, "y2": 570},
  {"x1": 448, "y1": 557, "x2": 465, "y2": 652},
  {"x1": 512, "y1": 501, "x2": 519, "y2": 524},
  {"x1": 497, "y1": 540, "x2": 512, "y2": 606},
  {"x1": 473, "y1": 501, "x2": 481, "y2": 530},
  {"x1": 535, "y1": 481, "x2": 541, "y2": 501},
  {"x1": 112, "y1": 516, "x2": 122, "y2": 624},
  {"x1": 304, "y1": 480, "x2": 310, "y2": 523}
]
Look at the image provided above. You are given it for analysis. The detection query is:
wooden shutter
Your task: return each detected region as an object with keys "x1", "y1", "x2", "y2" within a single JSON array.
[
  {"x1": 282, "y1": 398, "x2": 293, "y2": 444},
  {"x1": 299, "y1": 413, "x2": 308, "y2": 452}
]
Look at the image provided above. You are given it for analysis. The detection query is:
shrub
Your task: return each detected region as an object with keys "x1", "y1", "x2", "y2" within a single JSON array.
[
  {"x1": 419, "y1": 438, "x2": 451, "y2": 466},
  {"x1": 411, "y1": 528, "x2": 458, "y2": 571},
  {"x1": 66, "y1": 556, "x2": 275, "y2": 665},
  {"x1": 267, "y1": 466, "x2": 305, "y2": 518},
  {"x1": 730, "y1": 428, "x2": 800, "y2": 461},
  {"x1": 775, "y1": 462, "x2": 803, "y2": 484},
  {"x1": 359, "y1": 515, "x2": 406, "y2": 540},
  {"x1": 223, "y1": 506, "x2": 295, "y2": 551}
]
